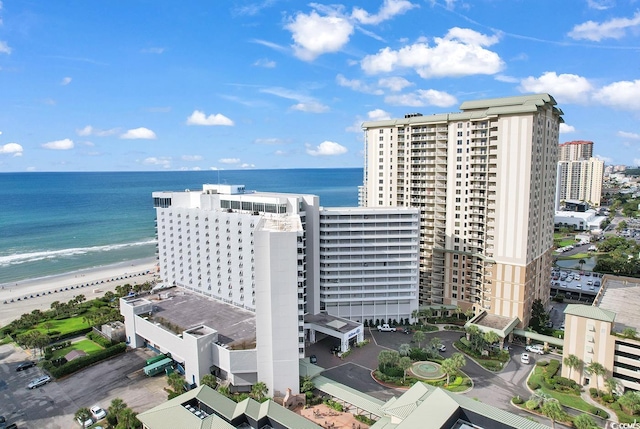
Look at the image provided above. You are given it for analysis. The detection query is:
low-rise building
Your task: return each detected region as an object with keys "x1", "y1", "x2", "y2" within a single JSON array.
[{"x1": 562, "y1": 275, "x2": 640, "y2": 392}]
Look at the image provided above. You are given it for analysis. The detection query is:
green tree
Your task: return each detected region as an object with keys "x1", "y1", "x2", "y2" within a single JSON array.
[
  {"x1": 217, "y1": 384, "x2": 231, "y2": 398},
  {"x1": 378, "y1": 350, "x2": 398, "y2": 371},
  {"x1": 573, "y1": 413, "x2": 598, "y2": 429},
  {"x1": 604, "y1": 377, "x2": 620, "y2": 396},
  {"x1": 398, "y1": 343, "x2": 411, "y2": 357},
  {"x1": 115, "y1": 407, "x2": 141, "y2": 429},
  {"x1": 622, "y1": 327, "x2": 638, "y2": 339},
  {"x1": 464, "y1": 308, "x2": 474, "y2": 320},
  {"x1": 618, "y1": 391, "x2": 640, "y2": 415},
  {"x1": 412, "y1": 330, "x2": 426, "y2": 348},
  {"x1": 411, "y1": 309, "x2": 419, "y2": 325},
  {"x1": 529, "y1": 299, "x2": 550, "y2": 333},
  {"x1": 300, "y1": 376, "x2": 315, "y2": 393},
  {"x1": 616, "y1": 220, "x2": 628, "y2": 232},
  {"x1": 465, "y1": 325, "x2": 486, "y2": 354},
  {"x1": 429, "y1": 336, "x2": 442, "y2": 352},
  {"x1": 399, "y1": 356, "x2": 412, "y2": 383},
  {"x1": 250, "y1": 381, "x2": 268, "y2": 401},
  {"x1": 540, "y1": 400, "x2": 568, "y2": 429},
  {"x1": 108, "y1": 397, "x2": 128, "y2": 419},
  {"x1": 74, "y1": 407, "x2": 92, "y2": 427},
  {"x1": 578, "y1": 259, "x2": 586, "y2": 270},
  {"x1": 483, "y1": 331, "x2": 500, "y2": 354},
  {"x1": 451, "y1": 352, "x2": 466, "y2": 372},
  {"x1": 441, "y1": 358, "x2": 457, "y2": 385},
  {"x1": 585, "y1": 361, "x2": 606, "y2": 396},
  {"x1": 200, "y1": 374, "x2": 218, "y2": 389},
  {"x1": 167, "y1": 372, "x2": 185, "y2": 395},
  {"x1": 563, "y1": 354, "x2": 582, "y2": 381}
]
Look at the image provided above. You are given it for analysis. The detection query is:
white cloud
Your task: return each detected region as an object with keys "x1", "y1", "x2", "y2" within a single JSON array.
[
  {"x1": 42, "y1": 138, "x2": 74, "y2": 150},
  {"x1": 595, "y1": 154, "x2": 613, "y2": 163},
  {"x1": 254, "y1": 58, "x2": 276, "y2": 68},
  {"x1": 143, "y1": 157, "x2": 171, "y2": 168},
  {"x1": 351, "y1": 0, "x2": 418, "y2": 25},
  {"x1": 219, "y1": 158, "x2": 240, "y2": 164},
  {"x1": 0, "y1": 41, "x2": 11, "y2": 54},
  {"x1": 336, "y1": 74, "x2": 383, "y2": 95},
  {"x1": 274, "y1": 150, "x2": 288, "y2": 156},
  {"x1": 594, "y1": 80, "x2": 640, "y2": 110},
  {"x1": 182, "y1": 155, "x2": 203, "y2": 162},
  {"x1": 368, "y1": 109, "x2": 392, "y2": 120},
  {"x1": 518, "y1": 72, "x2": 593, "y2": 104},
  {"x1": 378, "y1": 76, "x2": 413, "y2": 92},
  {"x1": 291, "y1": 101, "x2": 329, "y2": 113},
  {"x1": 385, "y1": 89, "x2": 457, "y2": 107},
  {"x1": 0, "y1": 142, "x2": 23, "y2": 156},
  {"x1": 617, "y1": 131, "x2": 640, "y2": 140},
  {"x1": 587, "y1": 0, "x2": 614, "y2": 10},
  {"x1": 306, "y1": 141, "x2": 348, "y2": 156},
  {"x1": 559, "y1": 123, "x2": 576, "y2": 134},
  {"x1": 568, "y1": 11, "x2": 640, "y2": 41},
  {"x1": 76, "y1": 125, "x2": 118, "y2": 137},
  {"x1": 255, "y1": 138, "x2": 287, "y2": 145},
  {"x1": 60, "y1": 77, "x2": 72, "y2": 86},
  {"x1": 285, "y1": 10, "x2": 354, "y2": 61},
  {"x1": 251, "y1": 39, "x2": 288, "y2": 53},
  {"x1": 495, "y1": 74, "x2": 519, "y2": 83},
  {"x1": 240, "y1": 163, "x2": 255, "y2": 168},
  {"x1": 361, "y1": 27, "x2": 503, "y2": 78},
  {"x1": 141, "y1": 47, "x2": 165, "y2": 54},
  {"x1": 186, "y1": 110, "x2": 234, "y2": 126},
  {"x1": 120, "y1": 127, "x2": 157, "y2": 139}
]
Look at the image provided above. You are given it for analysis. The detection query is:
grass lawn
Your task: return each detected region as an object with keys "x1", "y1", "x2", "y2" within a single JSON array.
[
  {"x1": 35, "y1": 316, "x2": 90, "y2": 335},
  {"x1": 50, "y1": 338, "x2": 104, "y2": 360},
  {"x1": 528, "y1": 366, "x2": 607, "y2": 416},
  {"x1": 555, "y1": 252, "x2": 590, "y2": 260}
]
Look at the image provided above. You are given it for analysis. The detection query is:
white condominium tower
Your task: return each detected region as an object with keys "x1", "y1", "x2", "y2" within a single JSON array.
[
  {"x1": 556, "y1": 157, "x2": 604, "y2": 208},
  {"x1": 361, "y1": 94, "x2": 563, "y2": 327}
]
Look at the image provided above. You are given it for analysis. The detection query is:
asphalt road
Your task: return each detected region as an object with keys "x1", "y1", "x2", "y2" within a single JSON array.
[{"x1": 0, "y1": 343, "x2": 166, "y2": 429}]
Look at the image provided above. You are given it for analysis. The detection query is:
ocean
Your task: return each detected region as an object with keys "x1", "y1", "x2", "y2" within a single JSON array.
[{"x1": 0, "y1": 168, "x2": 363, "y2": 285}]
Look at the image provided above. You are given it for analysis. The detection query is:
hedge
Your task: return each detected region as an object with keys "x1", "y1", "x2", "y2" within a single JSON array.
[
  {"x1": 49, "y1": 327, "x2": 93, "y2": 343},
  {"x1": 44, "y1": 343, "x2": 126, "y2": 378},
  {"x1": 86, "y1": 331, "x2": 113, "y2": 348}
]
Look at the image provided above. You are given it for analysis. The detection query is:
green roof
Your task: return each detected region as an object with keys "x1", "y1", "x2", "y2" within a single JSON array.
[
  {"x1": 512, "y1": 329, "x2": 565, "y2": 347},
  {"x1": 374, "y1": 383, "x2": 552, "y2": 429},
  {"x1": 313, "y1": 375, "x2": 385, "y2": 417},
  {"x1": 564, "y1": 304, "x2": 616, "y2": 323},
  {"x1": 137, "y1": 385, "x2": 321, "y2": 429}
]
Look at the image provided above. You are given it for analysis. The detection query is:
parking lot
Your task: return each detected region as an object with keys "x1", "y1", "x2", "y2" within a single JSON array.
[{"x1": 0, "y1": 344, "x2": 166, "y2": 429}]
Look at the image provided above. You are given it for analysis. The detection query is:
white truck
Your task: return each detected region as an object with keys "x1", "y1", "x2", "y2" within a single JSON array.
[{"x1": 377, "y1": 323, "x2": 396, "y2": 332}]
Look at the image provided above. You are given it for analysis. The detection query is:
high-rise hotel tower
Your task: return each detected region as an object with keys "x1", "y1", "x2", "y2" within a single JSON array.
[{"x1": 361, "y1": 94, "x2": 563, "y2": 327}]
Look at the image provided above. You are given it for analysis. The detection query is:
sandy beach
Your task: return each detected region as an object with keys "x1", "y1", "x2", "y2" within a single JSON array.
[{"x1": 0, "y1": 257, "x2": 159, "y2": 327}]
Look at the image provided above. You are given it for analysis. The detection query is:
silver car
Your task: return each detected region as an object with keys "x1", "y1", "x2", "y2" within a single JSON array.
[{"x1": 27, "y1": 375, "x2": 51, "y2": 389}]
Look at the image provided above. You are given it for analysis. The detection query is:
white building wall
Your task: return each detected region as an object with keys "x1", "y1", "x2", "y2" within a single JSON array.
[
  {"x1": 254, "y1": 219, "x2": 302, "y2": 397},
  {"x1": 319, "y1": 207, "x2": 420, "y2": 323}
]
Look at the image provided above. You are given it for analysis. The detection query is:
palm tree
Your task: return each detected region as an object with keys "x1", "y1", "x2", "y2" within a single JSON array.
[
  {"x1": 483, "y1": 331, "x2": 500, "y2": 354},
  {"x1": 399, "y1": 356, "x2": 412, "y2": 383},
  {"x1": 563, "y1": 354, "x2": 582, "y2": 381},
  {"x1": 573, "y1": 413, "x2": 598, "y2": 429},
  {"x1": 412, "y1": 330, "x2": 426, "y2": 348},
  {"x1": 398, "y1": 343, "x2": 411, "y2": 357},
  {"x1": 167, "y1": 372, "x2": 185, "y2": 394},
  {"x1": 411, "y1": 309, "x2": 419, "y2": 325},
  {"x1": 451, "y1": 352, "x2": 466, "y2": 371},
  {"x1": 74, "y1": 408, "x2": 92, "y2": 428},
  {"x1": 604, "y1": 377, "x2": 620, "y2": 396},
  {"x1": 441, "y1": 358, "x2": 457, "y2": 385},
  {"x1": 585, "y1": 361, "x2": 606, "y2": 396},
  {"x1": 115, "y1": 407, "x2": 140, "y2": 429},
  {"x1": 217, "y1": 384, "x2": 231, "y2": 398},
  {"x1": 429, "y1": 337, "x2": 442, "y2": 352},
  {"x1": 578, "y1": 259, "x2": 586, "y2": 270},
  {"x1": 200, "y1": 374, "x2": 218, "y2": 389},
  {"x1": 108, "y1": 398, "x2": 128, "y2": 422},
  {"x1": 540, "y1": 399, "x2": 568, "y2": 429},
  {"x1": 250, "y1": 381, "x2": 268, "y2": 401}
]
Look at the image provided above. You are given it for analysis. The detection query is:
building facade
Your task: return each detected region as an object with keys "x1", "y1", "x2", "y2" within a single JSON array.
[
  {"x1": 556, "y1": 157, "x2": 604, "y2": 208},
  {"x1": 319, "y1": 207, "x2": 420, "y2": 324},
  {"x1": 362, "y1": 94, "x2": 563, "y2": 327},
  {"x1": 558, "y1": 140, "x2": 593, "y2": 161}
]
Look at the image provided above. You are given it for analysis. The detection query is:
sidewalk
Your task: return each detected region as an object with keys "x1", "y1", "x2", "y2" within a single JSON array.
[{"x1": 580, "y1": 390, "x2": 618, "y2": 424}]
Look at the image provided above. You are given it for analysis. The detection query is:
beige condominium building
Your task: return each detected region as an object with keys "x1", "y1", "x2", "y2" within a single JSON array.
[
  {"x1": 362, "y1": 94, "x2": 563, "y2": 327},
  {"x1": 558, "y1": 140, "x2": 593, "y2": 161},
  {"x1": 556, "y1": 157, "x2": 604, "y2": 208},
  {"x1": 562, "y1": 275, "x2": 640, "y2": 392}
]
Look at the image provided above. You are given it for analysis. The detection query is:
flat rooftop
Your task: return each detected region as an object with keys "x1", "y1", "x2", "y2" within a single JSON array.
[
  {"x1": 597, "y1": 276, "x2": 640, "y2": 332},
  {"x1": 148, "y1": 289, "x2": 256, "y2": 346},
  {"x1": 305, "y1": 313, "x2": 361, "y2": 334}
]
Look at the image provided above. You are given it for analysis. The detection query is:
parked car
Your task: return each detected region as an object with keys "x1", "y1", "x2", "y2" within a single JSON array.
[
  {"x1": 526, "y1": 345, "x2": 545, "y2": 355},
  {"x1": 438, "y1": 344, "x2": 446, "y2": 352},
  {"x1": 27, "y1": 375, "x2": 51, "y2": 389},
  {"x1": 90, "y1": 405, "x2": 107, "y2": 420},
  {"x1": 16, "y1": 361, "x2": 35, "y2": 371},
  {"x1": 377, "y1": 323, "x2": 396, "y2": 332},
  {"x1": 521, "y1": 353, "x2": 530, "y2": 364},
  {"x1": 77, "y1": 416, "x2": 93, "y2": 428}
]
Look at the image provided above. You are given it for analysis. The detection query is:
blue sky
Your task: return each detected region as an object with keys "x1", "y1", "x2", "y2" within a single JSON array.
[{"x1": 1, "y1": 0, "x2": 639, "y2": 172}]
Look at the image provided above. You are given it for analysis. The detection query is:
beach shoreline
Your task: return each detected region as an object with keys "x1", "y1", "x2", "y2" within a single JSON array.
[{"x1": 0, "y1": 257, "x2": 159, "y2": 327}]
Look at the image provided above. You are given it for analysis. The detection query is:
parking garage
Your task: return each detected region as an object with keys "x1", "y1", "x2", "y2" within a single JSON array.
[{"x1": 550, "y1": 268, "x2": 602, "y2": 303}]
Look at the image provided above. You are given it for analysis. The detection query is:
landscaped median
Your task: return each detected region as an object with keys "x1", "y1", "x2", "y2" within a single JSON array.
[{"x1": 516, "y1": 358, "x2": 611, "y2": 427}]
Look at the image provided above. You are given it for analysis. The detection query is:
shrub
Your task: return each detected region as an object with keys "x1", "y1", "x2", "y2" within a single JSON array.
[
  {"x1": 610, "y1": 402, "x2": 622, "y2": 411},
  {"x1": 589, "y1": 388, "x2": 598, "y2": 398},
  {"x1": 382, "y1": 366, "x2": 405, "y2": 378},
  {"x1": 602, "y1": 394, "x2": 615, "y2": 403},
  {"x1": 46, "y1": 343, "x2": 126, "y2": 378},
  {"x1": 86, "y1": 331, "x2": 113, "y2": 348},
  {"x1": 512, "y1": 396, "x2": 524, "y2": 405},
  {"x1": 525, "y1": 399, "x2": 539, "y2": 410},
  {"x1": 528, "y1": 382, "x2": 540, "y2": 390},
  {"x1": 554, "y1": 376, "x2": 573, "y2": 387},
  {"x1": 536, "y1": 360, "x2": 548, "y2": 367}
]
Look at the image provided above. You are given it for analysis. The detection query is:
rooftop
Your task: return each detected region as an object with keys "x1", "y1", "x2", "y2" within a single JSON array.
[
  {"x1": 466, "y1": 312, "x2": 520, "y2": 338},
  {"x1": 596, "y1": 275, "x2": 640, "y2": 332},
  {"x1": 304, "y1": 313, "x2": 361, "y2": 334},
  {"x1": 147, "y1": 289, "x2": 256, "y2": 346}
]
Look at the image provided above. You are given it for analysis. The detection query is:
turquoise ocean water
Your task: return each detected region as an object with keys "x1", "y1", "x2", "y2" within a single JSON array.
[{"x1": 0, "y1": 169, "x2": 362, "y2": 284}]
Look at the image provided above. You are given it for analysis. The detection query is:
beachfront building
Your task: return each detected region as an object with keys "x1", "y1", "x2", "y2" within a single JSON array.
[
  {"x1": 361, "y1": 94, "x2": 563, "y2": 327},
  {"x1": 319, "y1": 207, "x2": 420, "y2": 323},
  {"x1": 121, "y1": 184, "x2": 419, "y2": 395},
  {"x1": 562, "y1": 275, "x2": 640, "y2": 392},
  {"x1": 555, "y1": 157, "x2": 604, "y2": 208}
]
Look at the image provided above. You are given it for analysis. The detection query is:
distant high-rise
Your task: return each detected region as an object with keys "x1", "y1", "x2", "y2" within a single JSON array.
[
  {"x1": 558, "y1": 140, "x2": 593, "y2": 161},
  {"x1": 556, "y1": 157, "x2": 604, "y2": 208},
  {"x1": 361, "y1": 94, "x2": 563, "y2": 327}
]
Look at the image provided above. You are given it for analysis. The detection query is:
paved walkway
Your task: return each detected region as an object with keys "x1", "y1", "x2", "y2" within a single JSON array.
[{"x1": 580, "y1": 390, "x2": 618, "y2": 424}]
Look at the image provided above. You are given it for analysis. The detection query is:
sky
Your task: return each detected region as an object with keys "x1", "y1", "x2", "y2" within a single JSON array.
[{"x1": 1, "y1": 0, "x2": 640, "y2": 172}]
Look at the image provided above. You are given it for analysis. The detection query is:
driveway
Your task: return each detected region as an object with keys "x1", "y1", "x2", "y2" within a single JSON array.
[{"x1": 0, "y1": 343, "x2": 166, "y2": 429}]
